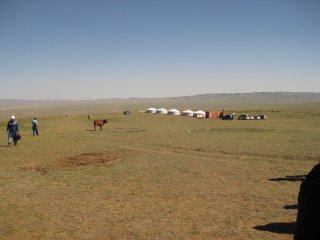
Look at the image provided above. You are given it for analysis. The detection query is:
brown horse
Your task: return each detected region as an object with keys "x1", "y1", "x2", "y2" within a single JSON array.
[{"x1": 93, "y1": 119, "x2": 108, "y2": 131}]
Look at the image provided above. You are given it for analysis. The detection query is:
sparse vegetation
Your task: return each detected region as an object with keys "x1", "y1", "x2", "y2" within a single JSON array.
[{"x1": 0, "y1": 98, "x2": 320, "y2": 239}]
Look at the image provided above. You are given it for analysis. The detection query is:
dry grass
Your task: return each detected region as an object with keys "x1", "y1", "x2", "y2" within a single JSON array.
[{"x1": 0, "y1": 103, "x2": 320, "y2": 239}]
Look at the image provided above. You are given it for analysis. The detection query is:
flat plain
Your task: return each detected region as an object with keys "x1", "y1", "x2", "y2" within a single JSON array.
[{"x1": 0, "y1": 96, "x2": 320, "y2": 239}]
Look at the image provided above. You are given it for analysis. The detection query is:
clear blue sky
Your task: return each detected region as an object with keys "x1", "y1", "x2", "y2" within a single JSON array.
[{"x1": 0, "y1": 0, "x2": 319, "y2": 99}]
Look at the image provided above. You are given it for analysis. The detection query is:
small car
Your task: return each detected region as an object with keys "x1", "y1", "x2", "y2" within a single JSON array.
[
  {"x1": 238, "y1": 114, "x2": 250, "y2": 120},
  {"x1": 259, "y1": 115, "x2": 267, "y2": 120}
]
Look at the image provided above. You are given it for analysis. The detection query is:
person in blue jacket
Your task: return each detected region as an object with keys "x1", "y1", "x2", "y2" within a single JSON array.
[{"x1": 7, "y1": 116, "x2": 20, "y2": 146}]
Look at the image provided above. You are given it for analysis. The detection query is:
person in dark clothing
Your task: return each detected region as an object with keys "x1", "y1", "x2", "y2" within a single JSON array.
[
  {"x1": 32, "y1": 117, "x2": 39, "y2": 136},
  {"x1": 294, "y1": 162, "x2": 320, "y2": 240},
  {"x1": 7, "y1": 116, "x2": 20, "y2": 146}
]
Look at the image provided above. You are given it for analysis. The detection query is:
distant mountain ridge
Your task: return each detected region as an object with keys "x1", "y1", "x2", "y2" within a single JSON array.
[
  {"x1": 1, "y1": 92, "x2": 319, "y2": 119},
  {"x1": 1, "y1": 92, "x2": 320, "y2": 106},
  {"x1": 168, "y1": 92, "x2": 320, "y2": 103}
]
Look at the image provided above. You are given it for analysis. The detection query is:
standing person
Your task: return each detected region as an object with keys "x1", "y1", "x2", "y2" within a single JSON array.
[
  {"x1": 32, "y1": 117, "x2": 39, "y2": 136},
  {"x1": 7, "y1": 116, "x2": 20, "y2": 146}
]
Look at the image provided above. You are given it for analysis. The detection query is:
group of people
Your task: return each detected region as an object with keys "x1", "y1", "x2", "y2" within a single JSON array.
[{"x1": 6, "y1": 116, "x2": 39, "y2": 146}]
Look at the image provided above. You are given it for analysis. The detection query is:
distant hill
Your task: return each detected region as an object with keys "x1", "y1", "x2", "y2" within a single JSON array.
[
  {"x1": 0, "y1": 92, "x2": 319, "y2": 118},
  {"x1": 1, "y1": 92, "x2": 320, "y2": 106},
  {"x1": 166, "y1": 92, "x2": 320, "y2": 104}
]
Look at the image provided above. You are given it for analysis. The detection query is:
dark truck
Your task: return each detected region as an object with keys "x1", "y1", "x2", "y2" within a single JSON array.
[{"x1": 222, "y1": 112, "x2": 236, "y2": 120}]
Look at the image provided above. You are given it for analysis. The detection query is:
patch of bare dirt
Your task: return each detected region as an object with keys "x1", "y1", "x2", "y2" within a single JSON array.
[
  {"x1": 58, "y1": 151, "x2": 121, "y2": 167},
  {"x1": 18, "y1": 166, "x2": 51, "y2": 174},
  {"x1": 19, "y1": 149, "x2": 134, "y2": 172}
]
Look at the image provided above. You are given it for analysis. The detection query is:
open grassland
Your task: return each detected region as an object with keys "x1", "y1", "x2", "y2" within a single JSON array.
[{"x1": 0, "y1": 102, "x2": 320, "y2": 239}]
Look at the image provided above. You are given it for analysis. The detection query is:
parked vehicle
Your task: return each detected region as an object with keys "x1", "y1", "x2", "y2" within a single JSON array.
[
  {"x1": 260, "y1": 114, "x2": 267, "y2": 120},
  {"x1": 238, "y1": 114, "x2": 251, "y2": 120},
  {"x1": 222, "y1": 112, "x2": 236, "y2": 120},
  {"x1": 238, "y1": 114, "x2": 267, "y2": 120}
]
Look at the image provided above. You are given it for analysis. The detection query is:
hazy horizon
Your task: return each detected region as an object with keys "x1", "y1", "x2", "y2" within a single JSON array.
[
  {"x1": 1, "y1": 0, "x2": 319, "y2": 100},
  {"x1": 0, "y1": 91, "x2": 320, "y2": 102}
]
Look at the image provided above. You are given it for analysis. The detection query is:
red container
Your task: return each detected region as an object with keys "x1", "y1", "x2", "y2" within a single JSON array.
[{"x1": 206, "y1": 112, "x2": 223, "y2": 119}]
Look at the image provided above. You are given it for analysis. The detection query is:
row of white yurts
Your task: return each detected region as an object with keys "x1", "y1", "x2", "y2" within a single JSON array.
[{"x1": 145, "y1": 108, "x2": 206, "y2": 117}]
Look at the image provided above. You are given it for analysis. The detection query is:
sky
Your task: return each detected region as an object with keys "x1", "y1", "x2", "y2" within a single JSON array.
[{"x1": 0, "y1": 0, "x2": 319, "y2": 100}]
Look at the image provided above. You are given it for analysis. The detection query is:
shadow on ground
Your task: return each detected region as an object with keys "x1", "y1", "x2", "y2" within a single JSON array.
[
  {"x1": 284, "y1": 204, "x2": 298, "y2": 209},
  {"x1": 254, "y1": 222, "x2": 295, "y2": 235},
  {"x1": 116, "y1": 128, "x2": 146, "y2": 132},
  {"x1": 269, "y1": 175, "x2": 306, "y2": 182}
]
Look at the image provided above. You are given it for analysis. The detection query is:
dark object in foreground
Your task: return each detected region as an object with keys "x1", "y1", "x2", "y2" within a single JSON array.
[
  {"x1": 14, "y1": 133, "x2": 21, "y2": 141},
  {"x1": 93, "y1": 119, "x2": 108, "y2": 131},
  {"x1": 294, "y1": 162, "x2": 320, "y2": 240}
]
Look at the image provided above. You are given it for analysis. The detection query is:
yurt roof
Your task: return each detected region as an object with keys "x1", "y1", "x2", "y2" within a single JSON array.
[
  {"x1": 182, "y1": 109, "x2": 194, "y2": 113},
  {"x1": 194, "y1": 110, "x2": 206, "y2": 114}
]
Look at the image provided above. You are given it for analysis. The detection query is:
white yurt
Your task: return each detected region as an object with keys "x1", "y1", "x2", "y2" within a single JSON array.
[
  {"x1": 146, "y1": 108, "x2": 156, "y2": 113},
  {"x1": 193, "y1": 110, "x2": 206, "y2": 117},
  {"x1": 181, "y1": 109, "x2": 194, "y2": 117},
  {"x1": 156, "y1": 108, "x2": 168, "y2": 114},
  {"x1": 167, "y1": 109, "x2": 181, "y2": 116}
]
